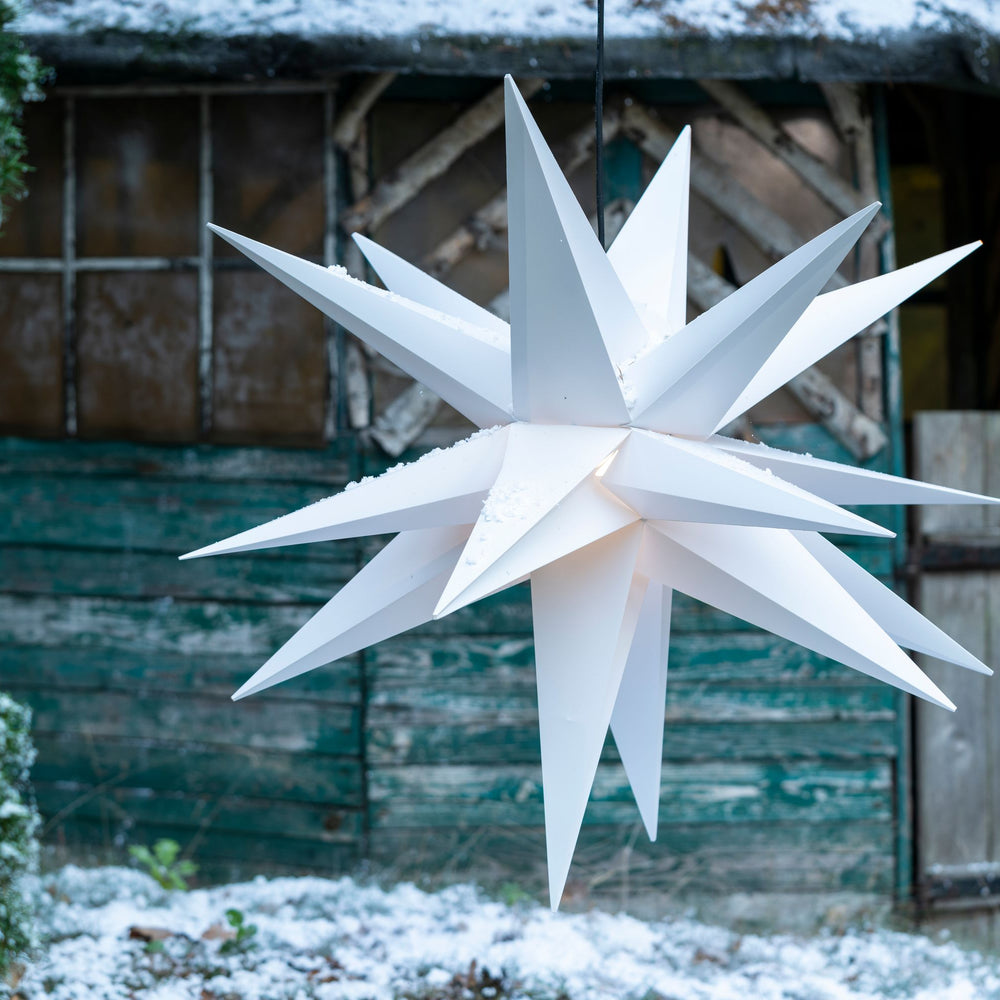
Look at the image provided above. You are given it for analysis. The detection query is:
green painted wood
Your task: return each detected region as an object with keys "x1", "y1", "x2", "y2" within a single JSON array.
[
  {"x1": 47, "y1": 818, "x2": 361, "y2": 878},
  {"x1": 368, "y1": 760, "x2": 892, "y2": 828},
  {"x1": 368, "y1": 720, "x2": 897, "y2": 767},
  {"x1": 32, "y1": 736, "x2": 361, "y2": 806},
  {"x1": 34, "y1": 783, "x2": 363, "y2": 843},
  {"x1": 370, "y1": 819, "x2": 895, "y2": 894},
  {"x1": 367, "y1": 632, "x2": 895, "y2": 687},
  {"x1": 0, "y1": 595, "x2": 319, "y2": 656},
  {"x1": 0, "y1": 647, "x2": 360, "y2": 703},
  {"x1": 0, "y1": 475, "x2": 352, "y2": 555},
  {"x1": 368, "y1": 684, "x2": 895, "y2": 725},
  {"x1": 0, "y1": 433, "x2": 904, "y2": 893},
  {"x1": 1, "y1": 546, "x2": 356, "y2": 602},
  {"x1": 0, "y1": 436, "x2": 356, "y2": 484},
  {"x1": 19, "y1": 688, "x2": 359, "y2": 756}
]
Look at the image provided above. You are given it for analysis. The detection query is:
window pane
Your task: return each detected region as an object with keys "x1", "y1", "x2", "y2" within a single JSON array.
[
  {"x1": 212, "y1": 270, "x2": 325, "y2": 444},
  {"x1": 0, "y1": 101, "x2": 63, "y2": 258},
  {"x1": 0, "y1": 274, "x2": 62, "y2": 434},
  {"x1": 213, "y1": 94, "x2": 323, "y2": 259},
  {"x1": 76, "y1": 98, "x2": 199, "y2": 257},
  {"x1": 77, "y1": 272, "x2": 198, "y2": 439}
]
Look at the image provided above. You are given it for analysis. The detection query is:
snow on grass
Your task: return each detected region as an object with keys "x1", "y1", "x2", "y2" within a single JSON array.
[{"x1": 13, "y1": 865, "x2": 1000, "y2": 999}]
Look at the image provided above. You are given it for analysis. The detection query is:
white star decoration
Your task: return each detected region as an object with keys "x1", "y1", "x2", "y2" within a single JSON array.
[{"x1": 184, "y1": 77, "x2": 997, "y2": 909}]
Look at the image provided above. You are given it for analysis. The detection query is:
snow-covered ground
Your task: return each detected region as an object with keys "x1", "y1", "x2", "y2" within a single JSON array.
[{"x1": 11, "y1": 865, "x2": 1000, "y2": 999}]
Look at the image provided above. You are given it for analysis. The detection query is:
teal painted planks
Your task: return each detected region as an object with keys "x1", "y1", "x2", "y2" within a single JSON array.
[
  {"x1": 369, "y1": 820, "x2": 895, "y2": 894},
  {"x1": 1, "y1": 546, "x2": 356, "y2": 602},
  {"x1": 19, "y1": 688, "x2": 359, "y2": 756},
  {"x1": 366, "y1": 719, "x2": 898, "y2": 767},
  {"x1": 32, "y1": 736, "x2": 362, "y2": 806},
  {"x1": 0, "y1": 436, "x2": 356, "y2": 484},
  {"x1": 0, "y1": 647, "x2": 360, "y2": 703},
  {"x1": 367, "y1": 760, "x2": 893, "y2": 828},
  {"x1": 34, "y1": 784, "x2": 364, "y2": 843}
]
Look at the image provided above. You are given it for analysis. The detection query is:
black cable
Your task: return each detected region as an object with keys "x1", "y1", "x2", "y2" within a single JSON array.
[{"x1": 595, "y1": 0, "x2": 606, "y2": 249}]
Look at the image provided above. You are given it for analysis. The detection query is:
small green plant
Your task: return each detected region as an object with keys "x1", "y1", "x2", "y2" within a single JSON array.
[
  {"x1": 129, "y1": 839, "x2": 198, "y2": 891},
  {"x1": 218, "y1": 907, "x2": 257, "y2": 955}
]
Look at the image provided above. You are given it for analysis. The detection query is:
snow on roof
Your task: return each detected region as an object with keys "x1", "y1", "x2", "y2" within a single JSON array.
[{"x1": 15, "y1": 0, "x2": 1000, "y2": 87}]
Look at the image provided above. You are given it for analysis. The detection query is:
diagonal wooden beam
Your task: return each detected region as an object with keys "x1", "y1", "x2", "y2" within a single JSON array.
[
  {"x1": 423, "y1": 103, "x2": 624, "y2": 280},
  {"x1": 696, "y1": 79, "x2": 881, "y2": 227},
  {"x1": 341, "y1": 78, "x2": 544, "y2": 234}
]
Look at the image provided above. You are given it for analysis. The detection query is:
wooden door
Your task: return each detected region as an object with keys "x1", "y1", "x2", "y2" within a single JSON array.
[{"x1": 913, "y1": 411, "x2": 1000, "y2": 944}]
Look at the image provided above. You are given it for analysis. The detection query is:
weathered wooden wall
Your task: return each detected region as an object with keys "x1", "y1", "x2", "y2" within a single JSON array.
[
  {"x1": 0, "y1": 423, "x2": 902, "y2": 898},
  {"x1": 0, "y1": 75, "x2": 909, "y2": 902}
]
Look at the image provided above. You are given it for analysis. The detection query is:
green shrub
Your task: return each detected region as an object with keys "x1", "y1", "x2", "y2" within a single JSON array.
[
  {"x1": 0, "y1": 692, "x2": 40, "y2": 979},
  {"x1": 0, "y1": 1, "x2": 50, "y2": 232}
]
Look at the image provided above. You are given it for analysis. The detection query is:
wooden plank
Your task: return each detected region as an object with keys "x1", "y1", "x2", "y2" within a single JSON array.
[
  {"x1": 0, "y1": 436, "x2": 356, "y2": 485},
  {"x1": 369, "y1": 820, "x2": 895, "y2": 894},
  {"x1": 367, "y1": 720, "x2": 897, "y2": 768},
  {"x1": 368, "y1": 760, "x2": 892, "y2": 828},
  {"x1": 35, "y1": 783, "x2": 363, "y2": 843},
  {"x1": 341, "y1": 79, "x2": 543, "y2": 233},
  {"x1": 32, "y1": 735, "x2": 362, "y2": 806},
  {"x1": 2, "y1": 546, "x2": 355, "y2": 603},
  {"x1": 46, "y1": 818, "x2": 361, "y2": 878},
  {"x1": 367, "y1": 631, "x2": 886, "y2": 687},
  {"x1": 913, "y1": 412, "x2": 989, "y2": 541},
  {"x1": 0, "y1": 646, "x2": 360, "y2": 704},
  {"x1": 0, "y1": 474, "x2": 350, "y2": 554},
  {"x1": 17, "y1": 688, "x2": 359, "y2": 756},
  {"x1": 916, "y1": 572, "x2": 992, "y2": 872},
  {"x1": 0, "y1": 594, "x2": 319, "y2": 656},
  {"x1": 368, "y1": 681, "x2": 895, "y2": 725}
]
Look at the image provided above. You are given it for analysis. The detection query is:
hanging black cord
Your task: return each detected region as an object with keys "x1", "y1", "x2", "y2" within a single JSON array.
[{"x1": 595, "y1": 0, "x2": 606, "y2": 249}]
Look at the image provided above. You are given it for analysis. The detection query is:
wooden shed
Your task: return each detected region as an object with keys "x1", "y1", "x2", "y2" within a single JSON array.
[{"x1": 2, "y1": 0, "x2": 999, "y2": 922}]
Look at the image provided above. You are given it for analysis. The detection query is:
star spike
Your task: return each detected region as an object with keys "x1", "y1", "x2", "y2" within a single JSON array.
[
  {"x1": 711, "y1": 436, "x2": 1000, "y2": 507},
  {"x1": 642, "y1": 522, "x2": 955, "y2": 711},
  {"x1": 352, "y1": 232, "x2": 510, "y2": 341},
  {"x1": 627, "y1": 202, "x2": 881, "y2": 437},
  {"x1": 610, "y1": 576, "x2": 672, "y2": 841},
  {"x1": 208, "y1": 224, "x2": 513, "y2": 428},
  {"x1": 608, "y1": 126, "x2": 690, "y2": 339},
  {"x1": 716, "y1": 242, "x2": 981, "y2": 430},
  {"x1": 793, "y1": 532, "x2": 991, "y2": 675},
  {"x1": 601, "y1": 429, "x2": 894, "y2": 537},
  {"x1": 232, "y1": 525, "x2": 470, "y2": 701},
  {"x1": 531, "y1": 524, "x2": 645, "y2": 908},
  {"x1": 181, "y1": 426, "x2": 509, "y2": 561},
  {"x1": 504, "y1": 76, "x2": 642, "y2": 425}
]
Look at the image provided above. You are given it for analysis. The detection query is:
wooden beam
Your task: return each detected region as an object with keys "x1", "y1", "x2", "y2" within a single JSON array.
[
  {"x1": 423, "y1": 104, "x2": 623, "y2": 280},
  {"x1": 622, "y1": 102, "x2": 851, "y2": 290},
  {"x1": 822, "y1": 82, "x2": 885, "y2": 422},
  {"x1": 341, "y1": 78, "x2": 544, "y2": 235},
  {"x1": 332, "y1": 72, "x2": 396, "y2": 151},
  {"x1": 696, "y1": 79, "x2": 874, "y2": 223}
]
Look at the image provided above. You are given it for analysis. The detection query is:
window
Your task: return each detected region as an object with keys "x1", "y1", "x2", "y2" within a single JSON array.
[{"x1": 0, "y1": 85, "x2": 341, "y2": 446}]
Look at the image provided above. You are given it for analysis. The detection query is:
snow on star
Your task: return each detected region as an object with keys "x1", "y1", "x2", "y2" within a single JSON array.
[{"x1": 183, "y1": 76, "x2": 996, "y2": 909}]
